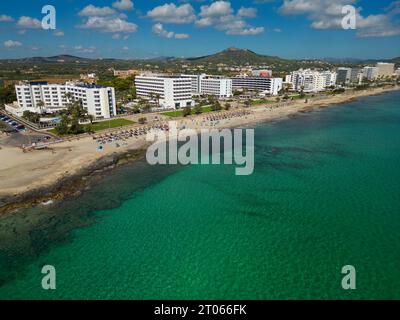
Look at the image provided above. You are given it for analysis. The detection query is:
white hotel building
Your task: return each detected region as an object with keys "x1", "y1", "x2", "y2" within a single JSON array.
[
  {"x1": 231, "y1": 77, "x2": 283, "y2": 96},
  {"x1": 285, "y1": 69, "x2": 337, "y2": 92},
  {"x1": 14, "y1": 81, "x2": 116, "y2": 119},
  {"x1": 181, "y1": 74, "x2": 233, "y2": 98},
  {"x1": 135, "y1": 75, "x2": 194, "y2": 109}
]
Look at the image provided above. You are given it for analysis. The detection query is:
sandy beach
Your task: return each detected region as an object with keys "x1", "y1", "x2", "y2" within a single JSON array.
[{"x1": 0, "y1": 85, "x2": 398, "y2": 212}]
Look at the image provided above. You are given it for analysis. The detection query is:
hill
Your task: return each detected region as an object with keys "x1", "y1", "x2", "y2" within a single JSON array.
[
  {"x1": 187, "y1": 47, "x2": 286, "y2": 65},
  {"x1": 0, "y1": 55, "x2": 92, "y2": 64},
  {"x1": 183, "y1": 47, "x2": 334, "y2": 72}
]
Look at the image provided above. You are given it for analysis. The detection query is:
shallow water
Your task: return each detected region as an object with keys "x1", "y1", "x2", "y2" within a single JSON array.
[{"x1": 0, "y1": 91, "x2": 399, "y2": 299}]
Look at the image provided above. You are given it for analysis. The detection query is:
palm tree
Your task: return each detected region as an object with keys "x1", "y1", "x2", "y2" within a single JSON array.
[
  {"x1": 37, "y1": 100, "x2": 45, "y2": 114},
  {"x1": 155, "y1": 93, "x2": 161, "y2": 109}
]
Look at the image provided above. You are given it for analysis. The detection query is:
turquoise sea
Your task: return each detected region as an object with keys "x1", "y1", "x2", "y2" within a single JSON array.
[{"x1": 0, "y1": 91, "x2": 399, "y2": 299}]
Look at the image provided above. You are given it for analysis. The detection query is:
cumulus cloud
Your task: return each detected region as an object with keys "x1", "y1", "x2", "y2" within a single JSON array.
[
  {"x1": 0, "y1": 15, "x2": 13, "y2": 22},
  {"x1": 17, "y1": 16, "x2": 41, "y2": 29},
  {"x1": 4, "y1": 40, "x2": 22, "y2": 48},
  {"x1": 152, "y1": 23, "x2": 189, "y2": 39},
  {"x1": 77, "y1": 4, "x2": 138, "y2": 34},
  {"x1": 74, "y1": 45, "x2": 97, "y2": 54},
  {"x1": 238, "y1": 7, "x2": 257, "y2": 18},
  {"x1": 79, "y1": 16, "x2": 138, "y2": 33},
  {"x1": 113, "y1": 0, "x2": 134, "y2": 11},
  {"x1": 79, "y1": 5, "x2": 116, "y2": 17},
  {"x1": 279, "y1": 0, "x2": 400, "y2": 37},
  {"x1": 147, "y1": 3, "x2": 196, "y2": 24},
  {"x1": 196, "y1": 1, "x2": 264, "y2": 36}
]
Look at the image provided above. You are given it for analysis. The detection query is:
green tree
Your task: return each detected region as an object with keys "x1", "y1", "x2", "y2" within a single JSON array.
[
  {"x1": 55, "y1": 114, "x2": 69, "y2": 135},
  {"x1": 182, "y1": 107, "x2": 192, "y2": 117},
  {"x1": 224, "y1": 102, "x2": 231, "y2": 110},
  {"x1": 299, "y1": 86, "x2": 306, "y2": 98},
  {"x1": 22, "y1": 110, "x2": 40, "y2": 123},
  {"x1": 194, "y1": 104, "x2": 203, "y2": 114},
  {"x1": 0, "y1": 86, "x2": 17, "y2": 106},
  {"x1": 54, "y1": 93, "x2": 89, "y2": 135},
  {"x1": 211, "y1": 100, "x2": 222, "y2": 111}
]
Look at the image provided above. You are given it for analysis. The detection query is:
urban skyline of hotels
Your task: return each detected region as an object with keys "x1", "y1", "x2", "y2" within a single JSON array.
[{"x1": 5, "y1": 62, "x2": 398, "y2": 119}]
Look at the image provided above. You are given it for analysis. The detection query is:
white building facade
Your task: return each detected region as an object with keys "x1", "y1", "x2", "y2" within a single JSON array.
[
  {"x1": 376, "y1": 62, "x2": 395, "y2": 78},
  {"x1": 15, "y1": 81, "x2": 116, "y2": 119},
  {"x1": 199, "y1": 77, "x2": 233, "y2": 97},
  {"x1": 362, "y1": 67, "x2": 379, "y2": 80},
  {"x1": 181, "y1": 74, "x2": 233, "y2": 97},
  {"x1": 285, "y1": 69, "x2": 335, "y2": 92},
  {"x1": 231, "y1": 77, "x2": 283, "y2": 96},
  {"x1": 135, "y1": 75, "x2": 194, "y2": 109},
  {"x1": 336, "y1": 68, "x2": 352, "y2": 84}
]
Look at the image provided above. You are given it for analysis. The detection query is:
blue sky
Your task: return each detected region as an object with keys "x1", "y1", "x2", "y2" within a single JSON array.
[{"x1": 0, "y1": 0, "x2": 399, "y2": 59}]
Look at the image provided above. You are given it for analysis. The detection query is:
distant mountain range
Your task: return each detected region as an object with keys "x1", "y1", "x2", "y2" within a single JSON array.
[{"x1": 0, "y1": 48, "x2": 398, "y2": 68}]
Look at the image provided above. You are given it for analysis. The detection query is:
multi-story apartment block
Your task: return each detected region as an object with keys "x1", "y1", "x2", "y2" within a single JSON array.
[
  {"x1": 135, "y1": 75, "x2": 194, "y2": 109},
  {"x1": 350, "y1": 68, "x2": 362, "y2": 83},
  {"x1": 321, "y1": 71, "x2": 338, "y2": 87},
  {"x1": 181, "y1": 74, "x2": 233, "y2": 97},
  {"x1": 285, "y1": 69, "x2": 335, "y2": 92},
  {"x1": 199, "y1": 77, "x2": 233, "y2": 98},
  {"x1": 336, "y1": 68, "x2": 352, "y2": 84},
  {"x1": 231, "y1": 76, "x2": 283, "y2": 95},
  {"x1": 362, "y1": 67, "x2": 379, "y2": 80},
  {"x1": 376, "y1": 63, "x2": 395, "y2": 78},
  {"x1": 181, "y1": 74, "x2": 203, "y2": 94},
  {"x1": 15, "y1": 81, "x2": 116, "y2": 119}
]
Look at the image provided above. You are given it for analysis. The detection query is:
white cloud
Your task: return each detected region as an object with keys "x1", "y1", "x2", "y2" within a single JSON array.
[
  {"x1": 227, "y1": 26, "x2": 264, "y2": 35},
  {"x1": 152, "y1": 23, "x2": 189, "y2": 39},
  {"x1": 196, "y1": 1, "x2": 264, "y2": 36},
  {"x1": 79, "y1": 5, "x2": 116, "y2": 17},
  {"x1": 113, "y1": 0, "x2": 134, "y2": 11},
  {"x1": 17, "y1": 16, "x2": 41, "y2": 29},
  {"x1": 147, "y1": 3, "x2": 196, "y2": 24},
  {"x1": 175, "y1": 33, "x2": 189, "y2": 39},
  {"x1": 79, "y1": 16, "x2": 138, "y2": 33},
  {"x1": 152, "y1": 23, "x2": 175, "y2": 38},
  {"x1": 0, "y1": 15, "x2": 13, "y2": 22},
  {"x1": 122, "y1": 46, "x2": 129, "y2": 50},
  {"x1": 199, "y1": 1, "x2": 233, "y2": 17},
  {"x1": 74, "y1": 45, "x2": 97, "y2": 54},
  {"x1": 4, "y1": 40, "x2": 22, "y2": 48},
  {"x1": 238, "y1": 7, "x2": 257, "y2": 18},
  {"x1": 54, "y1": 31, "x2": 64, "y2": 36},
  {"x1": 279, "y1": 0, "x2": 400, "y2": 37}
]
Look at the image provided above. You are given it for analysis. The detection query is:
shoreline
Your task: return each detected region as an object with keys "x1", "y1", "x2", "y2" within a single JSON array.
[{"x1": 0, "y1": 85, "x2": 398, "y2": 215}]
